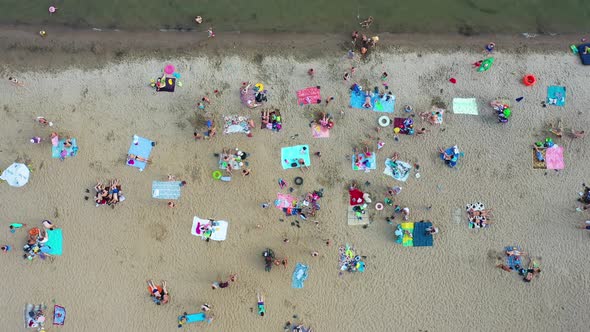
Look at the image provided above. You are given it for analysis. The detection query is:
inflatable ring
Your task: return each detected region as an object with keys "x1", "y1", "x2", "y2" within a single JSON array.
[
  {"x1": 523, "y1": 74, "x2": 536, "y2": 87},
  {"x1": 212, "y1": 170, "x2": 222, "y2": 180},
  {"x1": 378, "y1": 116, "x2": 390, "y2": 127},
  {"x1": 375, "y1": 203, "x2": 384, "y2": 211},
  {"x1": 294, "y1": 177, "x2": 303, "y2": 185}
]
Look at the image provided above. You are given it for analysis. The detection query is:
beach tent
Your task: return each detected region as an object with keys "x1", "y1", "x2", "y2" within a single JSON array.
[{"x1": 0, "y1": 163, "x2": 30, "y2": 187}]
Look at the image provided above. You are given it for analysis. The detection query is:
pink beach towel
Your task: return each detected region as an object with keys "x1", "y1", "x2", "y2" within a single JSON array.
[
  {"x1": 297, "y1": 87, "x2": 321, "y2": 105},
  {"x1": 311, "y1": 124, "x2": 330, "y2": 138},
  {"x1": 545, "y1": 146, "x2": 565, "y2": 170},
  {"x1": 275, "y1": 193, "x2": 296, "y2": 209}
]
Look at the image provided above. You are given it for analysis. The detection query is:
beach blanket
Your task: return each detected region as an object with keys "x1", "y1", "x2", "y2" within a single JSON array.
[
  {"x1": 465, "y1": 202, "x2": 490, "y2": 229},
  {"x1": 218, "y1": 155, "x2": 242, "y2": 170},
  {"x1": 51, "y1": 138, "x2": 79, "y2": 159},
  {"x1": 349, "y1": 91, "x2": 395, "y2": 113},
  {"x1": 547, "y1": 86, "x2": 566, "y2": 106},
  {"x1": 152, "y1": 181, "x2": 182, "y2": 199},
  {"x1": 412, "y1": 221, "x2": 434, "y2": 247},
  {"x1": 578, "y1": 44, "x2": 590, "y2": 65},
  {"x1": 275, "y1": 193, "x2": 296, "y2": 209},
  {"x1": 347, "y1": 205, "x2": 370, "y2": 226},
  {"x1": 25, "y1": 304, "x2": 45, "y2": 329},
  {"x1": 311, "y1": 124, "x2": 330, "y2": 138},
  {"x1": 393, "y1": 117, "x2": 415, "y2": 134},
  {"x1": 281, "y1": 145, "x2": 310, "y2": 169},
  {"x1": 45, "y1": 228, "x2": 63, "y2": 256},
  {"x1": 291, "y1": 263, "x2": 309, "y2": 289},
  {"x1": 452, "y1": 98, "x2": 479, "y2": 115},
  {"x1": 127, "y1": 136, "x2": 154, "y2": 171},
  {"x1": 532, "y1": 148, "x2": 547, "y2": 169},
  {"x1": 401, "y1": 222, "x2": 414, "y2": 247},
  {"x1": 191, "y1": 217, "x2": 228, "y2": 241},
  {"x1": 352, "y1": 153, "x2": 376, "y2": 171},
  {"x1": 223, "y1": 115, "x2": 251, "y2": 135},
  {"x1": 179, "y1": 312, "x2": 206, "y2": 324},
  {"x1": 297, "y1": 86, "x2": 321, "y2": 105},
  {"x1": 504, "y1": 246, "x2": 522, "y2": 269},
  {"x1": 53, "y1": 305, "x2": 66, "y2": 326},
  {"x1": 261, "y1": 110, "x2": 282, "y2": 131},
  {"x1": 338, "y1": 244, "x2": 366, "y2": 272},
  {"x1": 546, "y1": 145, "x2": 565, "y2": 170},
  {"x1": 240, "y1": 86, "x2": 258, "y2": 108},
  {"x1": 156, "y1": 77, "x2": 175, "y2": 92},
  {"x1": 349, "y1": 188, "x2": 365, "y2": 205},
  {"x1": 383, "y1": 159, "x2": 412, "y2": 182}
]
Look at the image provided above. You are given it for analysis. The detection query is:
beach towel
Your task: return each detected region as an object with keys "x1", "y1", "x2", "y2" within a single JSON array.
[
  {"x1": 532, "y1": 148, "x2": 547, "y2": 169},
  {"x1": 504, "y1": 246, "x2": 522, "y2": 269},
  {"x1": 297, "y1": 86, "x2": 321, "y2": 105},
  {"x1": 311, "y1": 124, "x2": 330, "y2": 138},
  {"x1": 401, "y1": 222, "x2": 414, "y2": 247},
  {"x1": 178, "y1": 312, "x2": 206, "y2": 324},
  {"x1": 191, "y1": 216, "x2": 228, "y2": 241},
  {"x1": 349, "y1": 91, "x2": 395, "y2": 113},
  {"x1": 240, "y1": 86, "x2": 259, "y2": 108},
  {"x1": 261, "y1": 110, "x2": 282, "y2": 131},
  {"x1": 156, "y1": 77, "x2": 175, "y2": 92},
  {"x1": 25, "y1": 304, "x2": 44, "y2": 329},
  {"x1": 291, "y1": 263, "x2": 309, "y2": 289},
  {"x1": 223, "y1": 115, "x2": 251, "y2": 135},
  {"x1": 545, "y1": 145, "x2": 565, "y2": 170},
  {"x1": 347, "y1": 205, "x2": 370, "y2": 226},
  {"x1": 275, "y1": 193, "x2": 296, "y2": 209},
  {"x1": 281, "y1": 145, "x2": 311, "y2": 169},
  {"x1": 547, "y1": 86, "x2": 566, "y2": 106},
  {"x1": 218, "y1": 155, "x2": 242, "y2": 170},
  {"x1": 578, "y1": 44, "x2": 590, "y2": 65},
  {"x1": 53, "y1": 305, "x2": 66, "y2": 325},
  {"x1": 51, "y1": 138, "x2": 78, "y2": 159},
  {"x1": 127, "y1": 136, "x2": 154, "y2": 171},
  {"x1": 152, "y1": 181, "x2": 182, "y2": 199},
  {"x1": 352, "y1": 153, "x2": 376, "y2": 171},
  {"x1": 45, "y1": 228, "x2": 63, "y2": 256},
  {"x1": 393, "y1": 117, "x2": 414, "y2": 134},
  {"x1": 383, "y1": 159, "x2": 412, "y2": 182},
  {"x1": 412, "y1": 221, "x2": 434, "y2": 247},
  {"x1": 349, "y1": 188, "x2": 365, "y2": 205},
  {"x1": 465, "y1": 202, "x2": 489, "y2": 229},
  {"x1": 452, "y1": 98, "x2": 479, "y2": 115}
]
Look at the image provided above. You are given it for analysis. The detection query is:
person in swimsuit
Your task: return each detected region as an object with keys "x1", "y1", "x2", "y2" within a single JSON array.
[
  {"x1": 147, "y1": 280, "x2": 162, "y2": 305},
  {"x1": 8, "y1": 77, "x2": 24, "y2": 87},
  {"x1": 257, "y1": 293, "x2": 265, "y2": 316},
  {"x1": 128, "y1": 154, "x2": 151, "y2": 163},
  {"x1": 63, "y1": 137, "x2": 73, "y2": 147},
  {"x1": 161, "y1": 280, "x2": 170, "y2": 304}
]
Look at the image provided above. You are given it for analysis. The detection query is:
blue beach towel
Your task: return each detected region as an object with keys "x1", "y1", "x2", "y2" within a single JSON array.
[
  {"x1": 547, "y1": 86, "x2": 566, "y2": 106},
  {"x1": 578, "y1": 44, "x2": 590, "y2": 65},
  {"x1": 349, "y1": 91, "x2": 395, "y2": 113},
  {"x1": 45, "y1": 228, "x2": 63, "y2": 256},
  {"x1": 292, "y1": 263, "x2": 309, "y2": 289},
  {"x1": 412, "y1": 222, "x2": 434, "y2": 247},
  {"x1": 152, "y1": 181, "x2": 182, "y2": 199},
  {"x1": 51, "y1": 138, "x2": 78, "y2": 159},
  {"x1": 127, "y1": 136, "x2": 154, "y2": 171},
  {"x1": 53, "y1": 305, "x2": 66, "y2": 325},
  {"x1": 504, "y1": 246, "x2": 522, "y2": 269},
  {"x1": 178, "y1": 312, "x2": 206, "y2": 324},
  {"x1": 281, "y1": 145, "x2": 311, "y2": 170}
]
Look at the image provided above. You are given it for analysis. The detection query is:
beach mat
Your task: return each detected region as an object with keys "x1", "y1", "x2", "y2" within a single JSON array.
[
  {"x1": 51, "y1": 138, "x2": 78, "y2": 159},
  {"x1": 291, "y1": 263, "x2": 309, "y2": 289},
  {"x1": 546, "y1": 146, "x2": 565, "y2": 170},
  {"x1": 179, "y1": 312, "x2": 206, "y2": 324},
  {"x1": 275, "y1": 193, "x2": 296, "y2": 209},
  {"x1": 53, "y1": 305, "x2": 66, "y2": 325},
  {"x1": 347, "y1": 205, "x2": 370, "y2": 226},
  {"x1": 223, "y1": 115, "x2": 251, "y2": 135},
  {"x1": 578, "y1": 44, "x2": 590, "y2": 65},
  {"x1": 127, "y1": 136, "x2": 154, "y2": 170},
  {"x1": 452, "y1": 98, "x2": 478, "y2": 115},
  {"x1": 297, "y1": 87, "x2": 321, "y2": 105},
  {"x1": 311, "y1": 124, "x2": 330, "y2": 138},
  {"x1": 393, "y1": 118, "x2": 411, "y2": 134},
  {"x1": 349, "y1": 91, "x2": 395, "y2": 113},
  {"x1": 384, "y1": 159, "x2": 412, "y2": 182},
  {"x1": 45, "y1": 228, "x2": 63, "y2": 256},
  {"x1": 532, "y1": 148, "x2": 547, "y2": 169},
  {"x1": 412, "y1": 222, "x2": 434, "y2": 247},
  {"x1": 352, "y1": 153, "x2": 376, "y2": 171},
  {"x1": 281, "y1": 145, "x2": 310, "y2": 169},
  {"x1": 504, "y1": 246, "x2": 522, "y2": 269},
  {"x1": 152, "y1": 181, "x2": 182, "y2": 199},
  {"x1": 156, "y1": 77, "x2": 175, "y2": 92},
  {"x1": 547, "y1": 86, "x2": 566, "y2": 106},
  {"x1": 25, "y1": 303, "x2": 43, "y2": 329},
  {"x1": 191, "y1": 217, "x2": 228, "y2": 241},
  {"x1": 401, "y1": 222, "x2": 414, "y2": 247}
]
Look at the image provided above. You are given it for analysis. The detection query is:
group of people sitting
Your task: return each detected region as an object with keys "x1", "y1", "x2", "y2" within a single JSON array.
[
  {"x1": 467, "y1": 207, "x2": 493, "y2": 228},
  {"x1": 351, "y1": 25, "x2": 378, "y2": 55},
  {"x1": 93, "y1": 179, "x2": 124, "y2": 207},
  {"x1": 419, "y1": 107, "x2": 444, "y2": 125},
  {"x1": 315, "y1": 112, "x2": 334, "y2": 130},
  {"x1": 262, "y1": 248, "x2": 288, "y2": 272},
  {"x1": 261, "y1": 109, "x2": 282, "y2": 132},
  {"x1": 497, "y1": 249, "x2": 542, "y2": 283},
  {"x1": 194, "y1": 119, "x2": 217, "y2": 140},
  {"x1": 240, "y1": 82, "x2": 268, "y2": 109},
  {"x1": 219, "y1": 148, "x2": 251, "y2": 176},
  {"x1": 147, "y1": 280, "x2": 169, "y2": 305},
  {"x1": 351, "y1": 84, "x2": 394, "y2": 109},
  {"x1": 23, "y1": 220, "x2": 57, "y2": 260}
]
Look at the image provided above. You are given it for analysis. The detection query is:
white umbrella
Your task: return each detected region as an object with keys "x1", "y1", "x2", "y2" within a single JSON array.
[{"x1": 0, "y1": 163, "x2": 30, "y2": 187}]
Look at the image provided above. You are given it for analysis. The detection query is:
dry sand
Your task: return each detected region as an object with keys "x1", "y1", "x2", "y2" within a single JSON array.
[{"x1": 1, "y1": 44, "x2": 590, "y2": 332}]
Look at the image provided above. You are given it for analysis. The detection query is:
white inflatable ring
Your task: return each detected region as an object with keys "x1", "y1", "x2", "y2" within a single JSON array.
[
  {"x1": 378, "y1": 116, "x2": 390, "y2": 127},
  {"x1": 375, "y1": 203, "x2": 384, "y2": 211}
]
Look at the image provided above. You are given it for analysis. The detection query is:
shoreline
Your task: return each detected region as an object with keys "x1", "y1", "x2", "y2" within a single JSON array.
[{"x1": 0, "y1": 25, "x2": 579, "y2": 70}]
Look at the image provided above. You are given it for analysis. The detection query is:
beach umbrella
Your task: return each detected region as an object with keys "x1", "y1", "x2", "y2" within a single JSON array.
[{"x1": 0, "y1": 163, "x2": 30, "y2": 187}]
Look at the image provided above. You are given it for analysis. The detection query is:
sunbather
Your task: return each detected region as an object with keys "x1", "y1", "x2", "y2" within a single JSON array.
[
  {"x1": 128, "y1": 154, "x2": 151, "y2": 163},
  {"x1": 360, "y1": 16, "x2": 373, "y2": 28},
  {"x1": 523, "y1": 260, "x2": 541, "y2": 282},
  {"x1": 257, "y1": 293, "x2": 266, "y2": 316},
  {"x1": 161, "y1": 280, "x2": 169, "y2": 304},
  {"x1": 363, "y1": 92, "x2": 372, "y2": 109},
  {"x1": 506, "y1": 249, "x2": 526, "y2": 257},
  {"x1": 63, "y1": 137, "x2": 73, "y2": 147},
  {"x1": 298, "y1": 159, "x2": 308, "y2": 173},
  {"x1": 147, "y1": 280, "x2": 162, "y2": 304},
  {"x1": 571, "y1": 128, "x2": 585, "y2": 139}
]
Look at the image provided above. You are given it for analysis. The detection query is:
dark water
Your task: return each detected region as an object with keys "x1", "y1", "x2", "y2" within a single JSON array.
[{"x1": 1, "y1": 0, "x2": 589, "y2": 33}]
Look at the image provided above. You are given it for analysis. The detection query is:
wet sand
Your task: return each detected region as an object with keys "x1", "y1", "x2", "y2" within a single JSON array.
[{"x1": 1, "y1": 30, "x2": 590, "y2": 331}]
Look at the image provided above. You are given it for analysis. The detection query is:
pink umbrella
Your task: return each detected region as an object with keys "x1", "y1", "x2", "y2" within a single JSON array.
[{"x1": 164, "y1": 65, "x2": 175, "y2": 75}]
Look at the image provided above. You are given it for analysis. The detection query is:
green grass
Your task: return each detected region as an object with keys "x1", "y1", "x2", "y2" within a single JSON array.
[{"x1": 1, "y1": 0, "x2": 589, "y2": 33}]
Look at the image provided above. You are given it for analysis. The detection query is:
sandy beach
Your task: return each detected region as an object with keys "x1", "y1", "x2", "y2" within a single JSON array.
[{"x1": 1, "y1": 31, "x2": 590, "y2": 331}]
